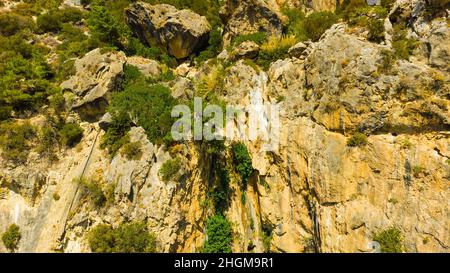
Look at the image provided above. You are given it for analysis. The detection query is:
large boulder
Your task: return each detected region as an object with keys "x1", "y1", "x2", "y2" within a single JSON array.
[
  {"x1": 220, "y1": 0, "x2": 283, "y2": 44},
  {"x1": 125, "y1": 2, "x2": 211, "y2": 59},
  {"x1": 61, "y1": 49, "x2": 126, "y2": 121}
]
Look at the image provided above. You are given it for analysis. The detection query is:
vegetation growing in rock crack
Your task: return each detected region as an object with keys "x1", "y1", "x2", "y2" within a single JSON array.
[
  {"x1": 203, "y1": 214, "x2": 232, "y2": 253},
  {"x1": 232, "y1": 143, "x2": 253, "y2": 188},
  {"x1": 2, "y1": 224, "x2": 21, "y2": 252},
  {"x1": 373, "y1": 227, "x2": 404, "y2": 253},
  {"x1": 159, "y1": 158, "x2": 182, "y2": 182},
  {"x1": 77, "y1": 177, "x2": 107, "y2": 208},
  {"x1": 87, "y1": 221, "x2": 156, "y2": 253},
  {"x1": 347, "y1": 133, "x2": 369, "y2": 147},
  {"x1": 121, "y1": 141, "x2": 143, "y2": 161}
]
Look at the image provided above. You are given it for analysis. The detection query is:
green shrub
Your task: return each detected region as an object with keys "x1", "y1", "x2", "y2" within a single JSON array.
[
  {"x1": 122, "y1": 64, "x2": 143, "y2": 87},
  {"x1": 284, "y1": 8, "x2": 339, "y2": 42},
  {"x1": 393, "y1": 38, "x2": 419, "y2": 60},
  {"x1": 303, "y1": 11, "x2": 339, "y2": 42},
  {"x1": 232, "y1": 143, "x2": 253, "y2": 187},
  {"x1": 125, "y1": 37, "x2": 176, "y2": 66},
  {"x1": 53, "y1": 192, "x2": 61, "y2": 201},
  {"x1": 261, "y1": 225, "x2": 274, "y2": 253},
  {"x1": 0, "y1": 105, "x2": 12, "y2": 121},
  {"x1": 36, "y1": 8, "x2": 83, "y2": 33},
  {"x1": 87, "y1": 221, "x2": 156, "y2": 253},
  {"x1": 203, "y1": 214, "x2": 232, "y2": 253},
  {"x1": 392, "y1": 23, "x2": 419, "y2": 60},
  {"x1": 378, "y1": 49, "x2": 396, "y2": 74},
  {"x1": 0, "y1": 33, "x2": 58, "y2": 113},
  {"x1": 232, "y1": 32, "x2": 267, "y2": 47},
  {"x1": 87, "y1": 4, "x2": 129, "y2": 47},
  {"x1": 256, "y1": 35, "x2": 297, "y2": 70},
  {"x1": 347, "y1": 133, "x2": 368, "y2": 147},
  {"x1": 373, "y1": 227, "x2": 404, "y2": 253},
  {"x1": 0, "y1": 13, "x2": 35, "y2": 36},
  {"x1": 121, "y1": 141, "x2": 142, "y2": 161},
  {"x1": 59, "y1": 123, "x2": 83, "y2": 147},
  {"x1": 78, "y1": 177, "x2": 106, "y2": 207},
  {"x1": 36, "y1": 12, "x2": 62, "y2": 33},
  {"x1": 282, "y1": 7, "x2": 308, "y2": 41},
  {"x1": 1, "y1": 224, "x2": 21, "y2": 252},
  {"x1": 159, "y1": 158, "x2": 181, "y2": 182},
  {"x1": 37, "y1": 125, "x2": 59, "y2": 161},
  {"x1": 109, "y1": 83, "x2": 177, "y2": 145},
  {"x1": 0, "y1": 122, "x2": 35, "y2": 163},
  {"x1": 399, "y1": 138, "x2": 413, "y2": 150},
  {"x1": 367, "y1": 19, "x2": 385, "y2": 43},
  {"x1": 100, "y1": 112, "x2": 132, "y2": 157},
  {"x1": 412, "y1": 165, "x2": 426, "y2": 178}
]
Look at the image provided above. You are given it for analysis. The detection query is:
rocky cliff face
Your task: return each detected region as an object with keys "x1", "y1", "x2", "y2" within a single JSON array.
[{"x1": 0, "y1": 0, "x2": 448, "y2": 253}]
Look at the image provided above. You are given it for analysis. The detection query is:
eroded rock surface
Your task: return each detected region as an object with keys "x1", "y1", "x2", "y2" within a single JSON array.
[{"x1": 125, "y1": 2, "x2": 211, "y2": 59}]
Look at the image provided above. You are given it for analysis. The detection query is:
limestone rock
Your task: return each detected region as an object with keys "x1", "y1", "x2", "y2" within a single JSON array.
[
  {"x1": 125, "y1": 2, "x2": 211, "y2": 59},
  {"x1": 288, "y1": 41, "x2": 308, "y2": 58},
  {"x1": 98, "y1": 112, "x2": 112, "y2": 131},
  {"x1": 61, "y1": 48, "x2": 126, "y2": 121},
  {"x1": 170, "y1": 77, "x2": 194, "y2": 100},
  {"x1": 427, "y1": 20, "x2": 450, "y2": 71},
  {"x1": 126, "y1": 56, "x2": 161, "y2": 77},
  {"x1": 220, "y1": 0, "x2": 283, "y2": 44},
  {"x1": 230, "y1": 41, "x2": 260, "y2": 61}
]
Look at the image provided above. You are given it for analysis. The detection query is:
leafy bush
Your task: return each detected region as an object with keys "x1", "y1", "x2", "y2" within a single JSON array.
[
  {"x1": 283, "y1": 8, "x2": 338, "y2": 42},
  {"x1": 347, "y1": 133, "x2": 368, "y2": 147},
  {"x1": 37, "y1": 125, "x2": 59, "y2": 161},
  {"x1": 36, "y1": 12, "x2": 62, "y2": 33},
  {"x1": 1, "y1": 224, "x2": 21, "y2": 252},
  {"x1": 373, "y1": 227, "x2": 404, "y2": 253},
  {"x1": 303, "y1": 11, "x2": 339, "y2": 42},
  {"x1": 159, "y1": 158, "x2": 181, "y2": 182},
  {"x1": 0, "y1": 13, "x2": 35, "y2": 36},
  {"x1": 232, "y1": 32, "x2": 267, "y2": 47},
  {"x1": 109, "y1": 83, "x2": 177, "y2": 145},
  {"x1": 121, "y1": 141, "x2": 142, "y2": 161},
  {"x1": 377, "y1": 49, "x2": 396, "y2": 74},
  {"x1": 261, "y1": 225, "x2": 274, "y2": 253},
  {"x1": 393, "y1": 37, "x2": 419, "y2": 60},
  {"x1": 282, "y1": 7, "x2": 307, "y2": 41},
  {"x1": 0, "y1": 33, "x2": 58, "y2": 113},
  {"x1": 87, "y1": 221, "x2": 156, "y2": 253},
  {"x1": 232, "y1": 143, "x2": 253, "y2": 187},
  {"x1": 392, "y1": 23, "x2": 419, "y2": 60},
  {"x1": 0, "y1": 122, "x2": 35, "y2": 163},
  {"x1": 256, "y1": 35, "x2": 297, "y2": 70},
  {"x1": 100, "y1": 112, "x2": 132, "y2": 157},
  {"x1": 53, "y1": 192, "x2": 61, "y2": 201},
  {"x1": 59, "y1": 123, "x2": 83, "y2": 147},
  {"x1": 77, "y1": 177, "x2": 106, "y2": 207},
  {"x1": 36, "y1": 7, "x2": 83, "y2": 33},
  {"x1": 203, "y1": 214, "x2": 232, "y2": 253},
  {"x1": 88, "y1": 3, "x2": 128, "y2": 47},
  {"x1": 367, "y1": 19, "x2": 385, "y2": 43}
]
